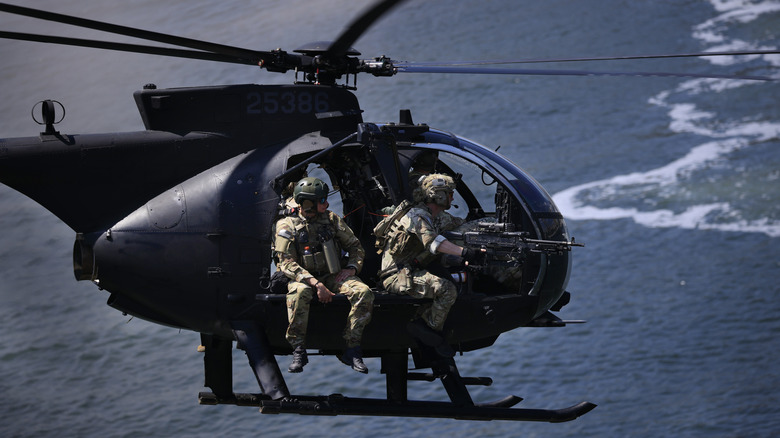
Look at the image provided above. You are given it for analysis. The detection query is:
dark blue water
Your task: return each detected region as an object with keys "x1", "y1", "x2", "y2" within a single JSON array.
[{"x1": 1, "y1": 1, "x2": 779, "y2": 437}]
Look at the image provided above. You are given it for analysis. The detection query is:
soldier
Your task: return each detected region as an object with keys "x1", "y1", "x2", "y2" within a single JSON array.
[
  {"x1": 376, "y1": 173, "x2": 480, "y2": 357},
  {"x1": 274, "y1": 177, "x2": 374, "y2": 374}
]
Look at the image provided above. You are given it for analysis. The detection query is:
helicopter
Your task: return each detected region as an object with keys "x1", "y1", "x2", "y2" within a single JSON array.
[{"x1": 1, "y1": 0, "x2": 776, "y2": 423}]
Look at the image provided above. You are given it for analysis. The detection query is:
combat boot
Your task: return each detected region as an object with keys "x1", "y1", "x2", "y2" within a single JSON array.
[
  {"x1": 288, "y1": 346, "x2": 308, "y2": 373},
  {"x1": 406, "y1": 318, "x2": 455, "y2": 358},
  {"x1": 340, "y1": 346, "x2": 368, "y2": 374}
]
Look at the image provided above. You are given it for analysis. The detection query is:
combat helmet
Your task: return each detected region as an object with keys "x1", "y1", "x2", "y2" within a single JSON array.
[
  {"x1": 293, "y1": 177, "x2": 329, "y2": 208},
  {"x1": 418, "y1": 173, "x2": 455, "y2": 207}
]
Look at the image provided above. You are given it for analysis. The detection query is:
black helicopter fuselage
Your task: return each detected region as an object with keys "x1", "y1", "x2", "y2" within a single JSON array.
[
  {"x1": 6, "y1": 0, "x2": 769, "y2": 420},
  {"x1": 1, "y1": 83, "x2": 573, "y2": 357}
]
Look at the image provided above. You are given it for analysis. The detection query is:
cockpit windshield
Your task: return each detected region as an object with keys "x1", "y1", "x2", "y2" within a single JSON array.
[{"x1": 426, "y1": 131, "x2": 557, "y2": 216}]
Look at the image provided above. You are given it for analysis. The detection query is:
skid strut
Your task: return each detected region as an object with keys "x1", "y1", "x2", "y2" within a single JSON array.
[{"x1": 203, "y1": 326, "x2": 596, "y2": 422}]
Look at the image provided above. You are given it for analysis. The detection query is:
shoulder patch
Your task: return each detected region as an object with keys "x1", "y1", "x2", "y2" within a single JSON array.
[{"x1": 277, "y1": 228, "x2": 294, "y2": 240}]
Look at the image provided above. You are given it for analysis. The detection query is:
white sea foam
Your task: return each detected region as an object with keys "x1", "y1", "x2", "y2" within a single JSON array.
[
  {"x1": 554, "y1": 172, "x2": 780, "y2": 238},
  {"x1": 554, "y1": 89, "x2": 780, "y2": 236},
  {"x1": 553, "y1": 102, "x2": 780, "y2": 236},
  {"x1": 695, "y1": 0, "x2": 780, "y2": 67},
  {"x1": 553, "y1": 1, "x2": 780, "y2": 237}
]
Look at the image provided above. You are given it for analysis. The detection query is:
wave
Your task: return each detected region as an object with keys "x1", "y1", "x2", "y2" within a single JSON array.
[
  {"x1": 552, "y1": 139, "x2": 780, "y2": 237},
  {"x1": 553, "y1": 2, "x2": 780, "y2": 237},
  {"x1": 696, "y1": 0, "x2": 780, "y2": 69}
]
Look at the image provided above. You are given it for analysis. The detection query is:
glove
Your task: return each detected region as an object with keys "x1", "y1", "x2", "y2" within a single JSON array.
[{"x1": 461, "y1": 247, "x2": 479, "y2": 263}]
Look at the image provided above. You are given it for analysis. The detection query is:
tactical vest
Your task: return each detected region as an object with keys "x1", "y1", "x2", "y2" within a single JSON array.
[
  {"x1": 382, "y1": 207, "x2": 434, "y2": 267},
  {"x1": 279, "y1": 213, "x2": 341, "y2": 275}
]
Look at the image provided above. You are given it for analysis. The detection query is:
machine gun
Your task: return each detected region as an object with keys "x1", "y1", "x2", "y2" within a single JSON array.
[{"x1": 442, "y1": 222, "x2": 584, "y2": 271}]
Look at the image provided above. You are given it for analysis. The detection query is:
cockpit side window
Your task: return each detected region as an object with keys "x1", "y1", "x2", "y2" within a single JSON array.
[{"x1": 434, "y1": 151, "x2": 495, "y2": 221}]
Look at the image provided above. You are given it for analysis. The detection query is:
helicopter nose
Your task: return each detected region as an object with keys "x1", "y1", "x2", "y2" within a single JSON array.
[
  {"x1": 71, "y1": 185, "x2": 188, "y2": 284},
  {"x1": 80, "y1": 183, "x2": 223, "y2": 331},
  {"x1": 91, "y1": 186, "x2": 189, "y2": 289}
]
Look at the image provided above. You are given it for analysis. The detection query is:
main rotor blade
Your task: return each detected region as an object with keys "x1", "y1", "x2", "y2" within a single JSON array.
[
  {"x1": 395, "y1": 49, "x2": 780, "y2": 66},
  {"x1": 396, "y1": 65, "x2": 774, "y2": 81},
  {"x1": 0, "y1": 2, "x2": 269, "y2": 64},
  {"x1": 0, "y1": 31, "x2": 258, "y2": 65},
  {"x1": 327, "y1": 0, "x2": 406, "y2": 58}
]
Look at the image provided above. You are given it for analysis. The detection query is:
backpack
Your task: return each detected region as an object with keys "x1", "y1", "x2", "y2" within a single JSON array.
[{"x1": 373, "y1": 199, "x2": 413, "y2": 253}]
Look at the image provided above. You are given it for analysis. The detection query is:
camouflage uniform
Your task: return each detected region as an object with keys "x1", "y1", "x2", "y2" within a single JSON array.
[
  {"x1": 275, "y1": 209, "x2": 373, "y2": 349},
  {"x1": 378, "y1": 204, "x2": 457, "y2": 331},
  {"x1": 434, "y1": 210, "x2": 465, "y2": 233}
]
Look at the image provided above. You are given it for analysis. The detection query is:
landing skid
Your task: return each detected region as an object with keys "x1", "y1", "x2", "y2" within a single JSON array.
[
  {"x1": 198, "y1": 392, "x2": 596, "y2": 422},
  {"x1": 201, "y1": 326, "x2": 596, "y2": 422}
]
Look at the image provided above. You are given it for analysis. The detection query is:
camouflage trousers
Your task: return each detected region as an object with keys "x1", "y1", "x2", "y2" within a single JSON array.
[
  {"x1": 286, "y1": 275, "x2": 374, "y2": 349},
  {"x1": 382, "y1": 268, "x2": 457, "y2": 331}
]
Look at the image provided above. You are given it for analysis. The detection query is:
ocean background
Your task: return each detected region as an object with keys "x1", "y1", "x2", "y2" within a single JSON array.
[{"x1": 1, "y1": 0, "x2": 778, "y2": 436}]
